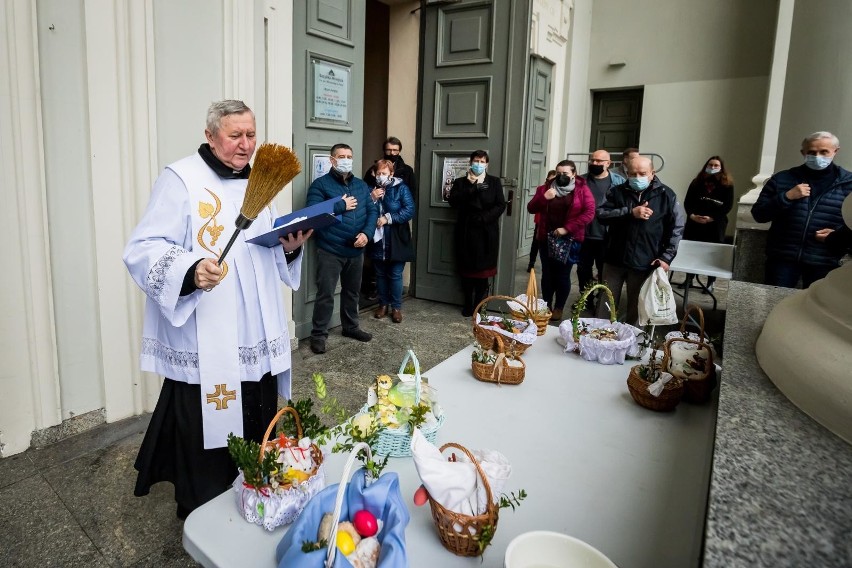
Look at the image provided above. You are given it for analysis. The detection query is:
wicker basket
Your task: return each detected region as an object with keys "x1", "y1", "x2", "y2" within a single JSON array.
[
  {"x1": 427, "y1": 442, "x2": 500, "y2": 557},
  {"x1": 471, "y1": 336, "x2": 526, "y2": 385},
  {"x1": 233, "y1": 405, "x2": 326, "y2": 530},
  {"x1": 473, "y1": 295, "x2": 537, "y2": 355},
  {"x1": 627, "y1": 364, "x2": 684, "y2": 412},
  {"x1": 663, "y1": 334, "x2": 716, "y2": 405},
  {"x1": 368, "y1": 350, "x2": 445, "y2": 458},
  {"x1": 508, "y1": 268, "x2": 551, "y2": 336}
]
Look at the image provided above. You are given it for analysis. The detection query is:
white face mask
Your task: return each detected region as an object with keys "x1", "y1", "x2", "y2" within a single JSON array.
[
  {"x1": 705, "y1": 167, "x2": 721, "y2": 175},
  {"x1": 334, "y1": 158, "x2": 353, "y2": 174},
  {"x1": 376, "y1": 174, "x2": 389, "y2": 186}
]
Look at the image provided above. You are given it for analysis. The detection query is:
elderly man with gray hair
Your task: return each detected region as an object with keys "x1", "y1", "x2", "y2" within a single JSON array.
[{"x1": 752, "y1": 131, "x2": 852, "y2": 288}]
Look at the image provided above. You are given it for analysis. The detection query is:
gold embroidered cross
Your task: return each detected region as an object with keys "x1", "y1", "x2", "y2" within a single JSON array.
[{"x1": 206, "y1": 384, "x2": 237, "y2": 410}]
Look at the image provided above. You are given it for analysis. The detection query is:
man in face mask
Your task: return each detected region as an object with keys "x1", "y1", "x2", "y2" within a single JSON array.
[
  {"x1": 752, "y1": 131, "x2": 852, "y2": 288},
  {"x1": 596, "y1": 156, "x2": 685, "y2": 325},
  {"x1": 578, "y1": 150, "x2": 626, "y2": 311},
  {"x1": 363, "y1": 136, "x2": 418, "y2": 200},
  {"x1": 306, "y1": 143, "x2": 380, "y2": 354}
]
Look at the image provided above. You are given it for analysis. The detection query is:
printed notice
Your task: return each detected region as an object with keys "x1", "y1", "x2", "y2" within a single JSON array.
[
  {"x1": 441, "y1": 156, "x2": 471, "y2": 201},
  {"x1": 313, "y1": 60, "x2": 349, "y2": 123}
]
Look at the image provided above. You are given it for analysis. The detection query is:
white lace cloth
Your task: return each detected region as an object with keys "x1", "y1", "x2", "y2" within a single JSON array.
[
  {"x1": 233, "y1": 464, "x2": 326, "y2": 531},
  {"x1": 557, "y1": 318, "x2": 641, "y2": 365},
  {"x1": 475, "y1": 313, "x2": 538, "y2": 346}
]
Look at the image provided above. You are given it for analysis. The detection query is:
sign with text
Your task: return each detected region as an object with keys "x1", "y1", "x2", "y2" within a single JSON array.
[{"x1": 312, "y1": 59, "x2": 349, "y2": 124}]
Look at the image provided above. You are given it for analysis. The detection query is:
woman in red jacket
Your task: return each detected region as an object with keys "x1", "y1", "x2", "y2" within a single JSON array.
[{"x1": 527, "y1": 160, "x2": 596, "y2": 321}]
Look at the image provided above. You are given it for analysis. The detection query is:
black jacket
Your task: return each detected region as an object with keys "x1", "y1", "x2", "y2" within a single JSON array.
[
  {"x1": 752, "y1": 164, "x2": 852, "y2": 266},
  {"x1": 448, "y1": 174, "x2": 506, "y2": 273},
  {"x1": 683, "y1": 176, "x2": 734, "y2": 243},
  {"x1": 598, "y1": 177, "x2": 686, "y2": 270}
]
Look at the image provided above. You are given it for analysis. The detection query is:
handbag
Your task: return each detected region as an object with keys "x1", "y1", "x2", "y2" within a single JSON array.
[
  {"x1": 388, "y1": 221, "x2": 415, "y2": 262},
  {"x1": 637, "y1": 267, "x2": 678, "y2": 325},
  {"x1": 546, "y1": 232, "x2": 581, "y2": 265}
]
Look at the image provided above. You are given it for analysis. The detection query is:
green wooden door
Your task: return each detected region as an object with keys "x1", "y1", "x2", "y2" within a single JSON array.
[
  {"x1": 291, "y1": 0, "x2": 366, "y2": 338},
  {"x1": 414, "y1": 0, "x2": 531, "y2": 303},
  {"x1": 518, "y1": 55, "x2": 553, "y2": 258}
]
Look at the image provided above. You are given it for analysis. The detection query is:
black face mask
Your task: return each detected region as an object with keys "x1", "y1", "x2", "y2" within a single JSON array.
[
  {"x1": 384, "y1": 153, "x2": 399, "y2": 162},
  {"x1": 555, "y1": 174, "x2": 571, "y2": 187},
  {"x1": 587, "y1": 164, "x2": 605, "y2": 176}
]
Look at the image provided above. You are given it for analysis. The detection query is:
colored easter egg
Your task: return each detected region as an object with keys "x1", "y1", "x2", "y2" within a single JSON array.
[
  {"x1": 352, "y1": 509, "x2": 378, "y2": 538},
  {"x1": 413, "y1": 485, "x2": 429, "y2": 507},
  {"x1": 336, "y1": 530, "x2": 356, "y2": 556}
]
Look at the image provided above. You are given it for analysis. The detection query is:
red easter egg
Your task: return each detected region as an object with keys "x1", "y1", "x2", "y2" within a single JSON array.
[
  {"x1": 352, "y1": 509, "x2": 378, "y2": 538},
  {"x1": 413, "y1": 485, "x2": 429, "y2": 507}
]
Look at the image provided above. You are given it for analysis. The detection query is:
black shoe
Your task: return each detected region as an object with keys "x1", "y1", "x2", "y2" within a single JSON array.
[
  {"x1": 176, "y1": 504, "x2": 191, "y2": 521},
  {"x1": 342, "y1": 328, "x2": 372, "y2": 342},
  {"x1": 310, "y1": 337, "x2": 326, "y2": 354},
  {"x1": 461, "y1": 307, "x2": 474, "y2": 318}
]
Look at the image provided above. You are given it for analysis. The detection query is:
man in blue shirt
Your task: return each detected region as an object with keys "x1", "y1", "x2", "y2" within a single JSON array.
[{"x1": 306, "y1": 143, "x2": 379, "y2": 354}]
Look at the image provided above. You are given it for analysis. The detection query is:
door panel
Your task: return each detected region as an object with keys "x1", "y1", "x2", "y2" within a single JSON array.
[
  {"x1": 589, "y1": 88, "x2": 643, "y2": 153},
  {"x1": 292, "y1": 0, "x2": 365, "y2": 338},
  {"x1": 415, "y1": 0, "x2": 530, "y2": 303},
  {"x1": 518, "y1": 56, "x2": 552, "y2": 258}
]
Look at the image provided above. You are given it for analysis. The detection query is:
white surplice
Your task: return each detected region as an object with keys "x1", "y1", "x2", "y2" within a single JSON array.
[{"x1": 123, "y1": 153, "x2": 302, "y2": 448}]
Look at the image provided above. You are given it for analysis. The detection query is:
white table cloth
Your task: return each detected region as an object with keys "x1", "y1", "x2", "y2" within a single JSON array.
[{"x1": 183, "y1": 326, "x2": 718, "y2": 568}]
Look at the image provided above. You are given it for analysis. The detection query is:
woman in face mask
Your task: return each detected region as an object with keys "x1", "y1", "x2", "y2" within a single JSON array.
[
  {"x1": 526, "y1": 160, "x2": 596, "y2": 321},
  {"x1": 448, "y1": 150, "x2": 507, "y2": 317},
  {"x1": 682, "y1": 155, "x2": 734, "y2": 292},
  {"x1": 366, "y1": 160, "x2": 415, "y2": 323}
]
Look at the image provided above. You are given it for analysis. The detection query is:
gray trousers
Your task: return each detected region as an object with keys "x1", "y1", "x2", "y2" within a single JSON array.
[
  {"x1": 596, "y1": 263, "x2": 653, "y2": 326},
  {"x1": 311, "y1": 248, "x2": 364, "y2": 339}
]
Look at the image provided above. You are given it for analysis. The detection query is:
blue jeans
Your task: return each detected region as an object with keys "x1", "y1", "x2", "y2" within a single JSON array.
[
  {"x1": 764, "y1": 258, "x2": 834, "y2": 289},
  {"x1": 539, "y1": 243, "x2": 573, "y2": 311},
  {"x1": 374, "y1": 260, "x2": 406, "y2": 309}
]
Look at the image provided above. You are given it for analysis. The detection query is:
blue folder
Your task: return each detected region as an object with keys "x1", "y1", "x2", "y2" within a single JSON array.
[{"x1": 246, "y1": 196, "x2": 342, "y2": 248}]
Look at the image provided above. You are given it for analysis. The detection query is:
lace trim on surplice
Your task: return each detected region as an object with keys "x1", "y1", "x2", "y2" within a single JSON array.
[{"x1": 145, "y1": 246, "x2": 188, "y2": 302}]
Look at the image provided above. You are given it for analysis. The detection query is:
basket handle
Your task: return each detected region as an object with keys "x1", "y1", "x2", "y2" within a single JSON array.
[
  {"x1": 572, "y1": 283, "x2": 617, "y2": 342},
  {"x1": 258, "y1": 406, "x2": 303, "y2": 465},
  {"x1": 325, "y1": 442, "x2": 373, "y2": 568},
  {"x1": 679, "y1": 304, "x2": 706, "y2": 342},
  {"x1": 662, "y1": 336, "x2": 714, "y2": 375},
  {"x1": 398, "y1": 349, "x2": 422, "y2": 405},
  {"x1": 473, "y1": 294, "x2": 533, "y2": 328},
  {"x1": 438, "y1": 442, "x2": 496, "y2": 515},
  {"x1": 525, "y1": 269, "x2": 539, "y2": 311}
]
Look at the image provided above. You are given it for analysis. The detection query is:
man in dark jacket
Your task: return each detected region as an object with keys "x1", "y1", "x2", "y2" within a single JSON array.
[
  {"x1": 596, "y1": 156, "x2": 685, "y2": 326},
  {"x1": 306, "y1": 143, "x2": 379, "y2": 354},
  {"x1": 579, "y1": 149, "x2": 625, "y2": 311},
  {"x1": 752, "y1": 131, "x2": 852, "y2": 288},
  {"x1": 363, "y1": 136, "x2": 417, "y2": 199}
]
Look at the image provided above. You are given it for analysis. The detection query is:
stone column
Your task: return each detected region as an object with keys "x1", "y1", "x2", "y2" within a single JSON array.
[{"x1": 733, "y1": 0, "x2": 795, "y2": 283}]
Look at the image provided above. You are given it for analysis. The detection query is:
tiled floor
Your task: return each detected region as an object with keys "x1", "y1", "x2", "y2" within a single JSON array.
[{"x1": 1, "y1": 279, "x2": 728, "y2": 567}]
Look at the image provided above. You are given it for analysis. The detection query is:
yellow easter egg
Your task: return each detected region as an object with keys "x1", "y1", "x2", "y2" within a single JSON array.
[{"x1": 336, "y1": 530, "x2": 356, "y2": 556}]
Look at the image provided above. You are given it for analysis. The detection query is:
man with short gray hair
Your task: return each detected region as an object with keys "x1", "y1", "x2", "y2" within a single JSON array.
[{"x1": 752, "y1": 131, "x2": 852, "y2": 287}]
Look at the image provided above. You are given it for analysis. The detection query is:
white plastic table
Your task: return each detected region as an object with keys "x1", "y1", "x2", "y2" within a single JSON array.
[
  {"x1": 183, "y1": 327, "x2": 718, "y2": 568},
  {"x1": 669, "y1": 240, "x2": 736, "y2": 310}
]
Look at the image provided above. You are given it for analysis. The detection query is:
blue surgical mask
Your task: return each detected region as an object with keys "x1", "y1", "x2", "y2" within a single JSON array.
[
  {"x1": 334, "y1": 158, "x2": 353, "y2": 174},
  {"x1": 705, "y1": 167, "x2": 721, "y2": 175},
  {"x1": 628, "y1": 176, "x2": 650, "y2": 191},
  {"x1": 470, "y1": 162, "x2": 486, "y2": 176},
  {"x1": 805, "y1": 154, "x2": 833, "y2": 170}
]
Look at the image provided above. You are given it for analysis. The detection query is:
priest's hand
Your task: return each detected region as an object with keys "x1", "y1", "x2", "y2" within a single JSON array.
[
  {"x1": 279, "y1": 229, "x2": 313, "y2": 253},
  {"x1": 195, "y1": 258, "x2": 223, "y2": 291}
]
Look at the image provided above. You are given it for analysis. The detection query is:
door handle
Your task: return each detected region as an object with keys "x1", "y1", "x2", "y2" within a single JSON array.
[{"x1": 506, "y1": 189, "x2": 514, "y2": 216}]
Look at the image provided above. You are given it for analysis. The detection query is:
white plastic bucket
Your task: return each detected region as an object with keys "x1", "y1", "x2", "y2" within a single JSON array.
[{"x1": 504, "y1": 531, "x2": 617, "y2": 568}]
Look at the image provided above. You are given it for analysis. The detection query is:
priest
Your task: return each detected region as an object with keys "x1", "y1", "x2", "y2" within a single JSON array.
[{"x1": 123, "y1": 100, "x2": 311, "y2": 519}]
